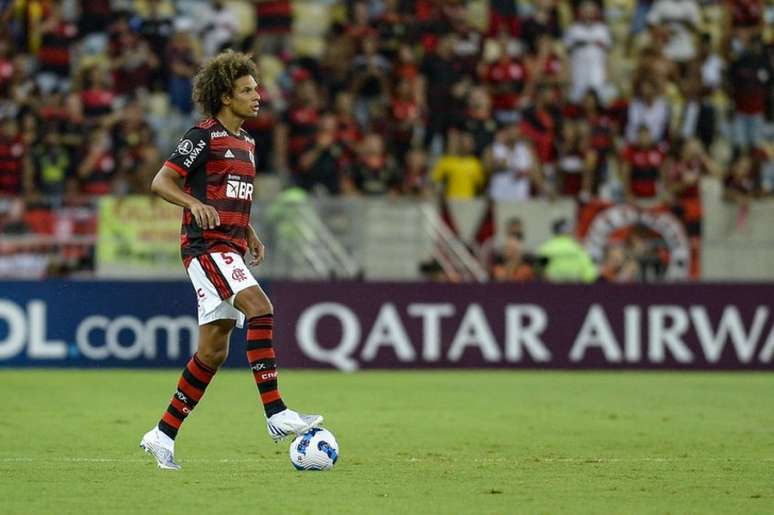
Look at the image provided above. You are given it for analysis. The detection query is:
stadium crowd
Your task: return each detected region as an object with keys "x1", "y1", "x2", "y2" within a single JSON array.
[{"x1": 0, "y1": 0, "x2": 772, "y2": 280}]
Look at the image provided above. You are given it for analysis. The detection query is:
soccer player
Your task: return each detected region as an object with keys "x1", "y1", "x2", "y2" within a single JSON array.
[{"x1": 140, "y1": 50, "x2": 322, "y2": 470}]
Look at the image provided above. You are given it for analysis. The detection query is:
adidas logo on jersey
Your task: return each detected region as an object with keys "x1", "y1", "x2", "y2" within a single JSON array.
[
  {"x1": 226, "y1": 178, "x2": 253, "y2": 200},
  {"x1": 224, "y1": 149, "x2": 235, "y2": 159}
]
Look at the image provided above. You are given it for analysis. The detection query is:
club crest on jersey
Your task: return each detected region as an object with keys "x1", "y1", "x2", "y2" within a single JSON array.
[
  {"x1": 210, "y1": 130, "x2": 228, "y2": 139},
  {"x1": 183, "y1": 139, "x2": 207, "y2": 167},
  {"x1": 177, "y1": 139, "x2": 194, "y2": 154},
  {"x1": 226, "y1": 175, "x2": 253, "y2": 200}
]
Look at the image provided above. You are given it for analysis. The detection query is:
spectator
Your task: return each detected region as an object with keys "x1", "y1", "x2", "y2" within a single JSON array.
[
  {"x1": 625, "y1": 79, "x2": 670, "y2": 143},
  {"x1": 431, "y1": 130, "x2": 485, "y2": 199},
  {"x1": 675, "y1": 76, "x2": 717, "y2": 150},
  {"x1": 460, "y1": 86, "x2": 497, "y2": 158},
  {"x1": 521, "y1": 0, "x2": 562, "y2": 53},
  {"x1": 630, "y1": 0, "x2": 654, "y2": 37},
  {"x1": 647, "y1": 0, "x2": 702, "y2": 65},
  {"x1": 664, "y1": 138, "x2": 719, "y2": 276},
  {"x1": 112, "y1": 100, "x2": 159, "y2": 192},
  {"x1": 418, "y1": 258, "x2": 458, "y2": 282},
  {"x1": 421, "y1": 34, "x2": 463, "y2": 150},
  {"x1": 563, "y1": 1, "x2": 612, "y2": 102},
  {"x1": 573, "y1": 90, "x2": 617, "y2": 195},
  {"x1": 0, "y1": 116, "x2": 31, "y2": 196},
  {"x1": 297, "y1": 113, "x2": 343, "y2": 195},
  {"x1": 243, "y1": 86, "x2": 278, "y2": 174},
  {"x1": 538, "y1": 218, "x2": 598, "y2": 283},
  {"x1": 723, "y1": 151, "x2": 759, "y2": 203},
  {"x1": 0, "y1": 38, "x2": 14, "y2": 96},
  {"x1": 486, "y1": 124, "x2": 543, "y2": 202},
  {"x1": 0, "y1": 0, "x2": 772, "y2": 282},
  {"x1": 555, "y1": 120, "x2": 597, "y2": 199},
  {"x1": 0, "y1": 198, "x2": 32, "y2": 235},
  {"x1": 635, "y1": 43, "x2": 677, "y2": 95},
  {"x1": 399, "y1": 147, "x2": 431, "y2": 196},
  {"x1": 491, "y1": 232, "x2": 536, "y2": 282},
  {"x1": 109, "y1": 21, "x2": 159, "y2": 97},
  {"x1": 36, "y1": 3, "x2": 78, "y2": 94},
  {"x1": 19, "y1": 111, "x2": 40, "y2": 148},
  {"x1": 346, "y1": 1, "x2": 375, "y2": 41},
  {"x1": 76, "y1": 127, "x2": 115, "y2": 195},
  {"x1": 479, "y1": 34, "x2": 532, "y2": 124},
  {"x1": 725, "y1": 0, "x2": 765, "y2": 51},
  {"x1": 520, "y1": 83, "x2": 562, "y2": 165},
  {"x1": 78, "y1": 65, "x2": 115, "y2": 120},
  {"x1": 377, "y1": 0, "x2": 414, "y2": 61},
  {"x1": 488, "y1": 0, "x2": 520, "y2": 38},
  {"x1": 695, "y1": 33, "x2": 724, "y2": 93},
  {"x1": 449, "y1": 8, "x2": 482, "y2": 78},
  {"x1": 333, "y1": 90, "x2": 363, "y2": 167},
  {"x1": 255, "y1": 0, "x2": 293, "y2": 57},
  {"x1": 351, "y1": 34, "x2": 392, "y2": 127},
  {"x1": 530, "y1": 34, "x2": 568, "y2": 92},
  {"x1": 599, "y1": 244, "x2": 639, "y2": 282},
  {"x1": 199, "y1": 1, "x2": 239, "y2": 58},
  {"x1": 388, "y1": 79, "x2": 423, "y2": 162},
  {"x1": 137, "y1": 0, "x2": 175, "y2": 82},
  {"x1": 620, "y1": 125, "x2": 667, "y2": 204},
  {"x1": 392, "y1": 43, "x2": 425, "y2": 106},
  {"x1": 31, "y1": 130, "x2": 70, "y2": 196},
  {"x1": 277, "y1": 77, "x2": 321, "y2": 174},
  {"x1": 77, "y1": 0, "x2": 112, "y2": 37},
  {"x1": 320, "y1": 22, "x2": 359, "y2": 94},
  {"x1": 625, "y1": 224, "x2": 667, "y2": 281},
  {"x1": 345, "y1": 133, "x2": 401, "y2": 195},
  {"x1": 478, "y1": 215, "x2": 524, "y2": 271},
  {"x1": 165, "y1": 28, "x2": 199, "y2": 114},
  {"x1": 727, "y1": 35, "x2": 770, "y2": 151}
]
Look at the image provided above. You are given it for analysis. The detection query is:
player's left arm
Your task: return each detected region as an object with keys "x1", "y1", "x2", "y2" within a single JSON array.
[{"x1": 246, "y1": 224, "x2": 265, "y2": 266}]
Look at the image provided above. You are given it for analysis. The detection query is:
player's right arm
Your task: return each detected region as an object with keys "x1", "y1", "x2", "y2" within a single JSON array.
[
  {"x1": 151, "y1": 127, "x2": 220, "y2": 230},
  {"x1": 151, "y1": 167, "x2": 220, "y2": 230}
]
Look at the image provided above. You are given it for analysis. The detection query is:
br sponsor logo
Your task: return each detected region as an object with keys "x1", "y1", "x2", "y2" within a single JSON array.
[
  {"x1": 183, "y1": 139, "x2": 207, "y2": 168},
  {"x1": 226, "y1": 176, "x2": 253, "y2": 200},
  {"x1": 293, "y1": 302, "x2": 774, "y2": 371},
  {"x1": 210, "y1": 130, "x2": 228, "y2": 139},
  {"x1": 0, "y1": 300, "x2": 198, "y2": 361}
]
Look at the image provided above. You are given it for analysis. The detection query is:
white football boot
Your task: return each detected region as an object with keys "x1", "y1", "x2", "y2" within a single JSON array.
[
  {"x1": 139, "y1": 426, "x2": 181, "y2": 470},
  {"x1": 266, "y1": 409, "x2": 323, "y2": 441}
]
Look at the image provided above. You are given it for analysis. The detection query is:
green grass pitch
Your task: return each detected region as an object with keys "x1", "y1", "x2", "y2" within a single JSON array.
[{"x1": 1, "y1": 370, "x2": 772, "y2": 514}]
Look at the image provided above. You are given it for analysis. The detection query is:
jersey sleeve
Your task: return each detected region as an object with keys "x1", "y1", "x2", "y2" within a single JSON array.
[{"x1": 164, "y1": 127, "x2": 209, "y2": 178}]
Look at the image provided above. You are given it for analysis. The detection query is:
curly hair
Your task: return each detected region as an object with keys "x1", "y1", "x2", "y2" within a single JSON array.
[{"x1": 192, "y1": 50, "x2": 259, "y2": 117}]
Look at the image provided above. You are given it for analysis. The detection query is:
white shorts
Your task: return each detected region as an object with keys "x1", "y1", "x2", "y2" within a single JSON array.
[{"x1": 186, "y1": 252, "x2": 259, "y2": 328}]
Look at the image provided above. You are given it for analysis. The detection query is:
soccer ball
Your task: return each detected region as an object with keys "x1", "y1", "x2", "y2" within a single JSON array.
[{"x1": 289, "y1": 427, "x2": 339, "y2": 471}]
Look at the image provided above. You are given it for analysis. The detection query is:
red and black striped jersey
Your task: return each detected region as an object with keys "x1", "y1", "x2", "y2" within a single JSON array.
[{"x1": 164, "y1": 118, "x2": 256, "y2": 266}]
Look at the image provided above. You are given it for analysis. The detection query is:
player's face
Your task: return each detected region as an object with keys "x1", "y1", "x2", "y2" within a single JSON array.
[{"x1": 226, "y1": 75, "x2": 261, "y2": 118}]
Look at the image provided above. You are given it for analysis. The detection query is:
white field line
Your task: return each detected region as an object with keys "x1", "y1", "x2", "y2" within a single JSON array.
[{"x1": 0, "y1": 457, "x2": 772, "y2": 464}]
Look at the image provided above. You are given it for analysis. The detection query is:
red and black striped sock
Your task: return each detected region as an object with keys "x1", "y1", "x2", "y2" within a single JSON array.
[
  {"x1": 158, "y1": 353, "x2": 216, "y2": 440},
  {"x1": 246, "y1": 314, "x2": 287, "y2": 417}
]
